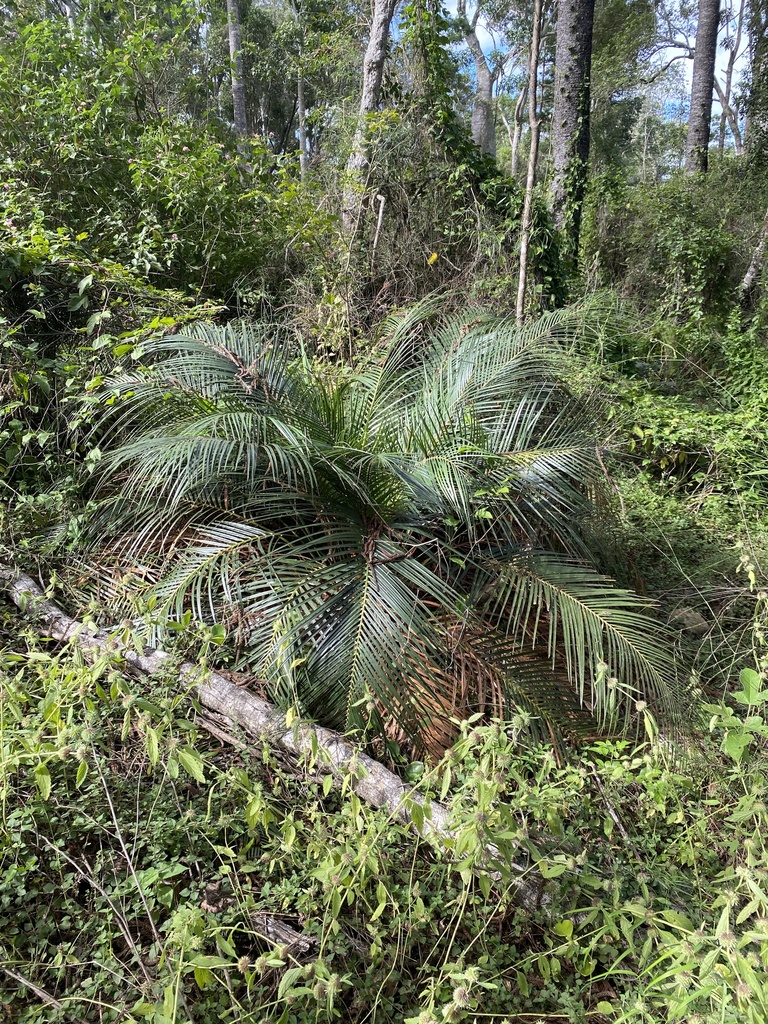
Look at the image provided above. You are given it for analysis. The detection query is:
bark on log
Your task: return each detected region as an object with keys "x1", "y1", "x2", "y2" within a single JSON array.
[{"x1": 0, "y1": 569, "x2": 542, "y2": 909}]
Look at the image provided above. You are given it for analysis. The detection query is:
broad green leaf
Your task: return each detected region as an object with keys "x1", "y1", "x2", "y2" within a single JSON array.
[
  {"x1": 193, "y1": 967, "x2": 212, "y2": 989},
  {"x1": 740, "y1": 668, "x2": 762, "y2": 702},
  {"x1": 145, "y1": 727, "x2": 159, "y2": 766},
  {"x1": 539, "y1": 861, "x2": 567, "y2": 878},
  {"x1": 34, "y1": 764, "x2": 52, "y2": 801},
  {"x1": 723, "y1": 730, "x2": 752, "y2": 762},
  {"x1": 178, "y1": 746, "x2": 205, "y2": 783}
]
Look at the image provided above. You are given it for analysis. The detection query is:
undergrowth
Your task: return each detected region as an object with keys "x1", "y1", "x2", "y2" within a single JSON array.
[{"x1": 1, "y1": 604, "x2": 768, "y2": 1022}]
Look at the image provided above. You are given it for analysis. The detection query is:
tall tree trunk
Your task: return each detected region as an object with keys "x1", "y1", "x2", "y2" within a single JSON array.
[
  {"x1": 499, "y1": 91, "x2": 527, "y2": 177},
  {"x1": 226, "y1": 0, "x2": 248, "y2": 139},
  {"x1": 510, "y1": 85, "x2": 528, "y2": 178},
  {"x1": 297, "y1": 70, "x2": 309, "y2": 181},
  {"x1": 685, "y1": 0, "x2": 721, "y2": 173},
  {"x1": 293, "y1": 1, "x2": 309, "y2": 180},
  {"x1": 747, "y1": 0, "x2": 768, "y2": 161},
  {"x1": 457, "y1": 0, "x2": 497, "y2": 156},
  {"x1": 516, "y1": 0, "x2": 544, "y2": 322},
  {"x1": 714, "y1": 77, "x2": 745, "y2": 151},
  {"x1": 342, "y1": 0, "x2": 400, "y2": 234},
  {"x1": 718, "y1": 0, "x2": 746, "y2": 153},
  {"x1": 551, "y1": 0, "x2": 595, "y2": 260},
  {"x1": 499, "y1": 104, "x2": 515, "y2": 170}
]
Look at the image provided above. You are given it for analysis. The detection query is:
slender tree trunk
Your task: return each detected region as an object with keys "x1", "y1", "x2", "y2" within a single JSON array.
[
  {"x1": 718, "y1": 0, "x2": 745, "y2": 153},
  {"x1": 457, "y1": 0, "x2": 497, "y2": 155},
  {"x1": 747, "y1": 0, "x2": 768, "y2": 161},
  {"x1": 293, "y1": 1, "x2": 309, "y2": 180},
  {"x1": 499, "y1": 104, "x2": 515, "y2": 170},
  {"x1": 499, "y1": 87, "x2": 528, "y2": 177},
  {"x1": 740, "y1": 205, "x2": 768, "y2": 300},
  {"x1": 297, "y1": 70, "x2": 309, "y2": 181},
  {"x1": 551, "y1": 0, "x2": 595, "y2": 259},
  {"x1": 342, "y1": 0, "x2": 400, "y2": 233},
  {"x1": 516, "y1": 0, "x2": 544, "y2": 322},
  {"x1": 511, "y1": 85, "x2": 528, "y2": 177},
  {"x1": 685, "y1": 0, "x2": 721, "y2": 173},
  {"x1": 714, "y1": 77, "x2": 745, "y2": 151},
  {"x1": 226, "y1": 0, "x2": 248, "y2": 139}
]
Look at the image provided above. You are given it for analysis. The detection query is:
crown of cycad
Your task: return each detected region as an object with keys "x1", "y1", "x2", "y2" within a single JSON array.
[{"x1": 89, "y1": 302, "x2": 688, "y2": 753}]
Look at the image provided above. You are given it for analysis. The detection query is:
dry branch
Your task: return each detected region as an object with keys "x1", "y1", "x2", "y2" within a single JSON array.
[
  {"x1": 0, "y1": 966, "x2": 63, "y2": 1010},
  {"x1": 0, "y1": 568, "x2": 542, "y2": 909}
]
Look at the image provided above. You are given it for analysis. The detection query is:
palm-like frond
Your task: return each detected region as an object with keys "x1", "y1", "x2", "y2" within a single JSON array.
[
  {"x1": 86, "y1": 303, "x2": 691, "y2": 751},
  {"x1": 482, "y1": 556, "x2": 680, "y2": 728}
]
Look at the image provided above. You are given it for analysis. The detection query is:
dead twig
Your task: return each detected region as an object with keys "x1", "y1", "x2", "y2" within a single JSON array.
[{"x1": 0, "y1": 965, "x2": 63, "y2": 1009}]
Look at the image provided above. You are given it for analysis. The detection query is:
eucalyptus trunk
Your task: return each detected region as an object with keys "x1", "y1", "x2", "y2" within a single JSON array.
[
  {"x1": 342, "y1": 0, "x2": 400, "y2": 233},
  {"x1": 469, "y1": 50, "x2": 496, "y2": 155},
  {"x1": 458, "y1": 0, "x2": 497, "y2": 155},
  {"x1": 685, "y1": 0, "x2": 721, "y2": 173},
  {"x1": 717, "y1": 0, "x2": 746, "y2": 153},
  {"x1": 516, "y1": 0, "x2": 544, "y2": 321},
  {"x1": 747, "y1": 0, "x2": 768, "y2": 162},
  {"x1": 551, "y1": 0, "x2": 595, "y2": 259},
  {"x1": 297, "y1": 70, "x2": 308, "y2": 181},
  {"x1": 740, "y1": 205, "x2": 768, "y2": 301},
  {"x1": 714, "y1": 77, "x2": 744, "y2": 152},
  {"x1": 226, "y1": 0, "x2": 248, "y2": 138}
]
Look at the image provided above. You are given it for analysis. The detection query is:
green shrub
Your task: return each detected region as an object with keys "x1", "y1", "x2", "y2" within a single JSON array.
[
  {"x1": 583, "y1": 168, "x2": 768, "y2": 332},
  {"x1": 2, "y1": 613, "x2": 768, "y2": 1023},
  {"x1": 0, "y1": 16, "x2": 330, "y2": 302}
]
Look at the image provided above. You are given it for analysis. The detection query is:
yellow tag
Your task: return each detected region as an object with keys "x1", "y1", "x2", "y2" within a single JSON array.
[{"x1": 427, "y1": 252, "x2": 438, "y2": 265}]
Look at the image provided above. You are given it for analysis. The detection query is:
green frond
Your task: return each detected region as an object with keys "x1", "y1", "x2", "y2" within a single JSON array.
[
  {"x1": 84, "y1": 304, "x2": 691, "y2": 751},
  {"x1": 486, "y1": 555, "x2": 685, "y2": 728}
]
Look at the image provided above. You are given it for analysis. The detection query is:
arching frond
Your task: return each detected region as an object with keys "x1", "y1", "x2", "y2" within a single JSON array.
[
  {"x1": 485, "y1": 555, "x2": 686, "y2": 728},
  {"x1": 84, "y1": 306, "x2": 690, "y2": 751}
]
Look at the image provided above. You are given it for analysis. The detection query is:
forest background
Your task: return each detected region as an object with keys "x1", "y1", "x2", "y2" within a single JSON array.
[{"x1": 2, "y1": 0, "x2": 768, "y2": 1021}]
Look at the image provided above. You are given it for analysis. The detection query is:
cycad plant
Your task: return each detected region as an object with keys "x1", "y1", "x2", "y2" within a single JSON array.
[{"x1": 91, "y1": 305, "x2": 688, "y2": 752}]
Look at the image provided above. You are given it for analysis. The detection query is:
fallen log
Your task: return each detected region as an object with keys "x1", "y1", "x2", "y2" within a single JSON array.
[{"x1": 0, "y1": 568, "x2": 542, "y2": 908}]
